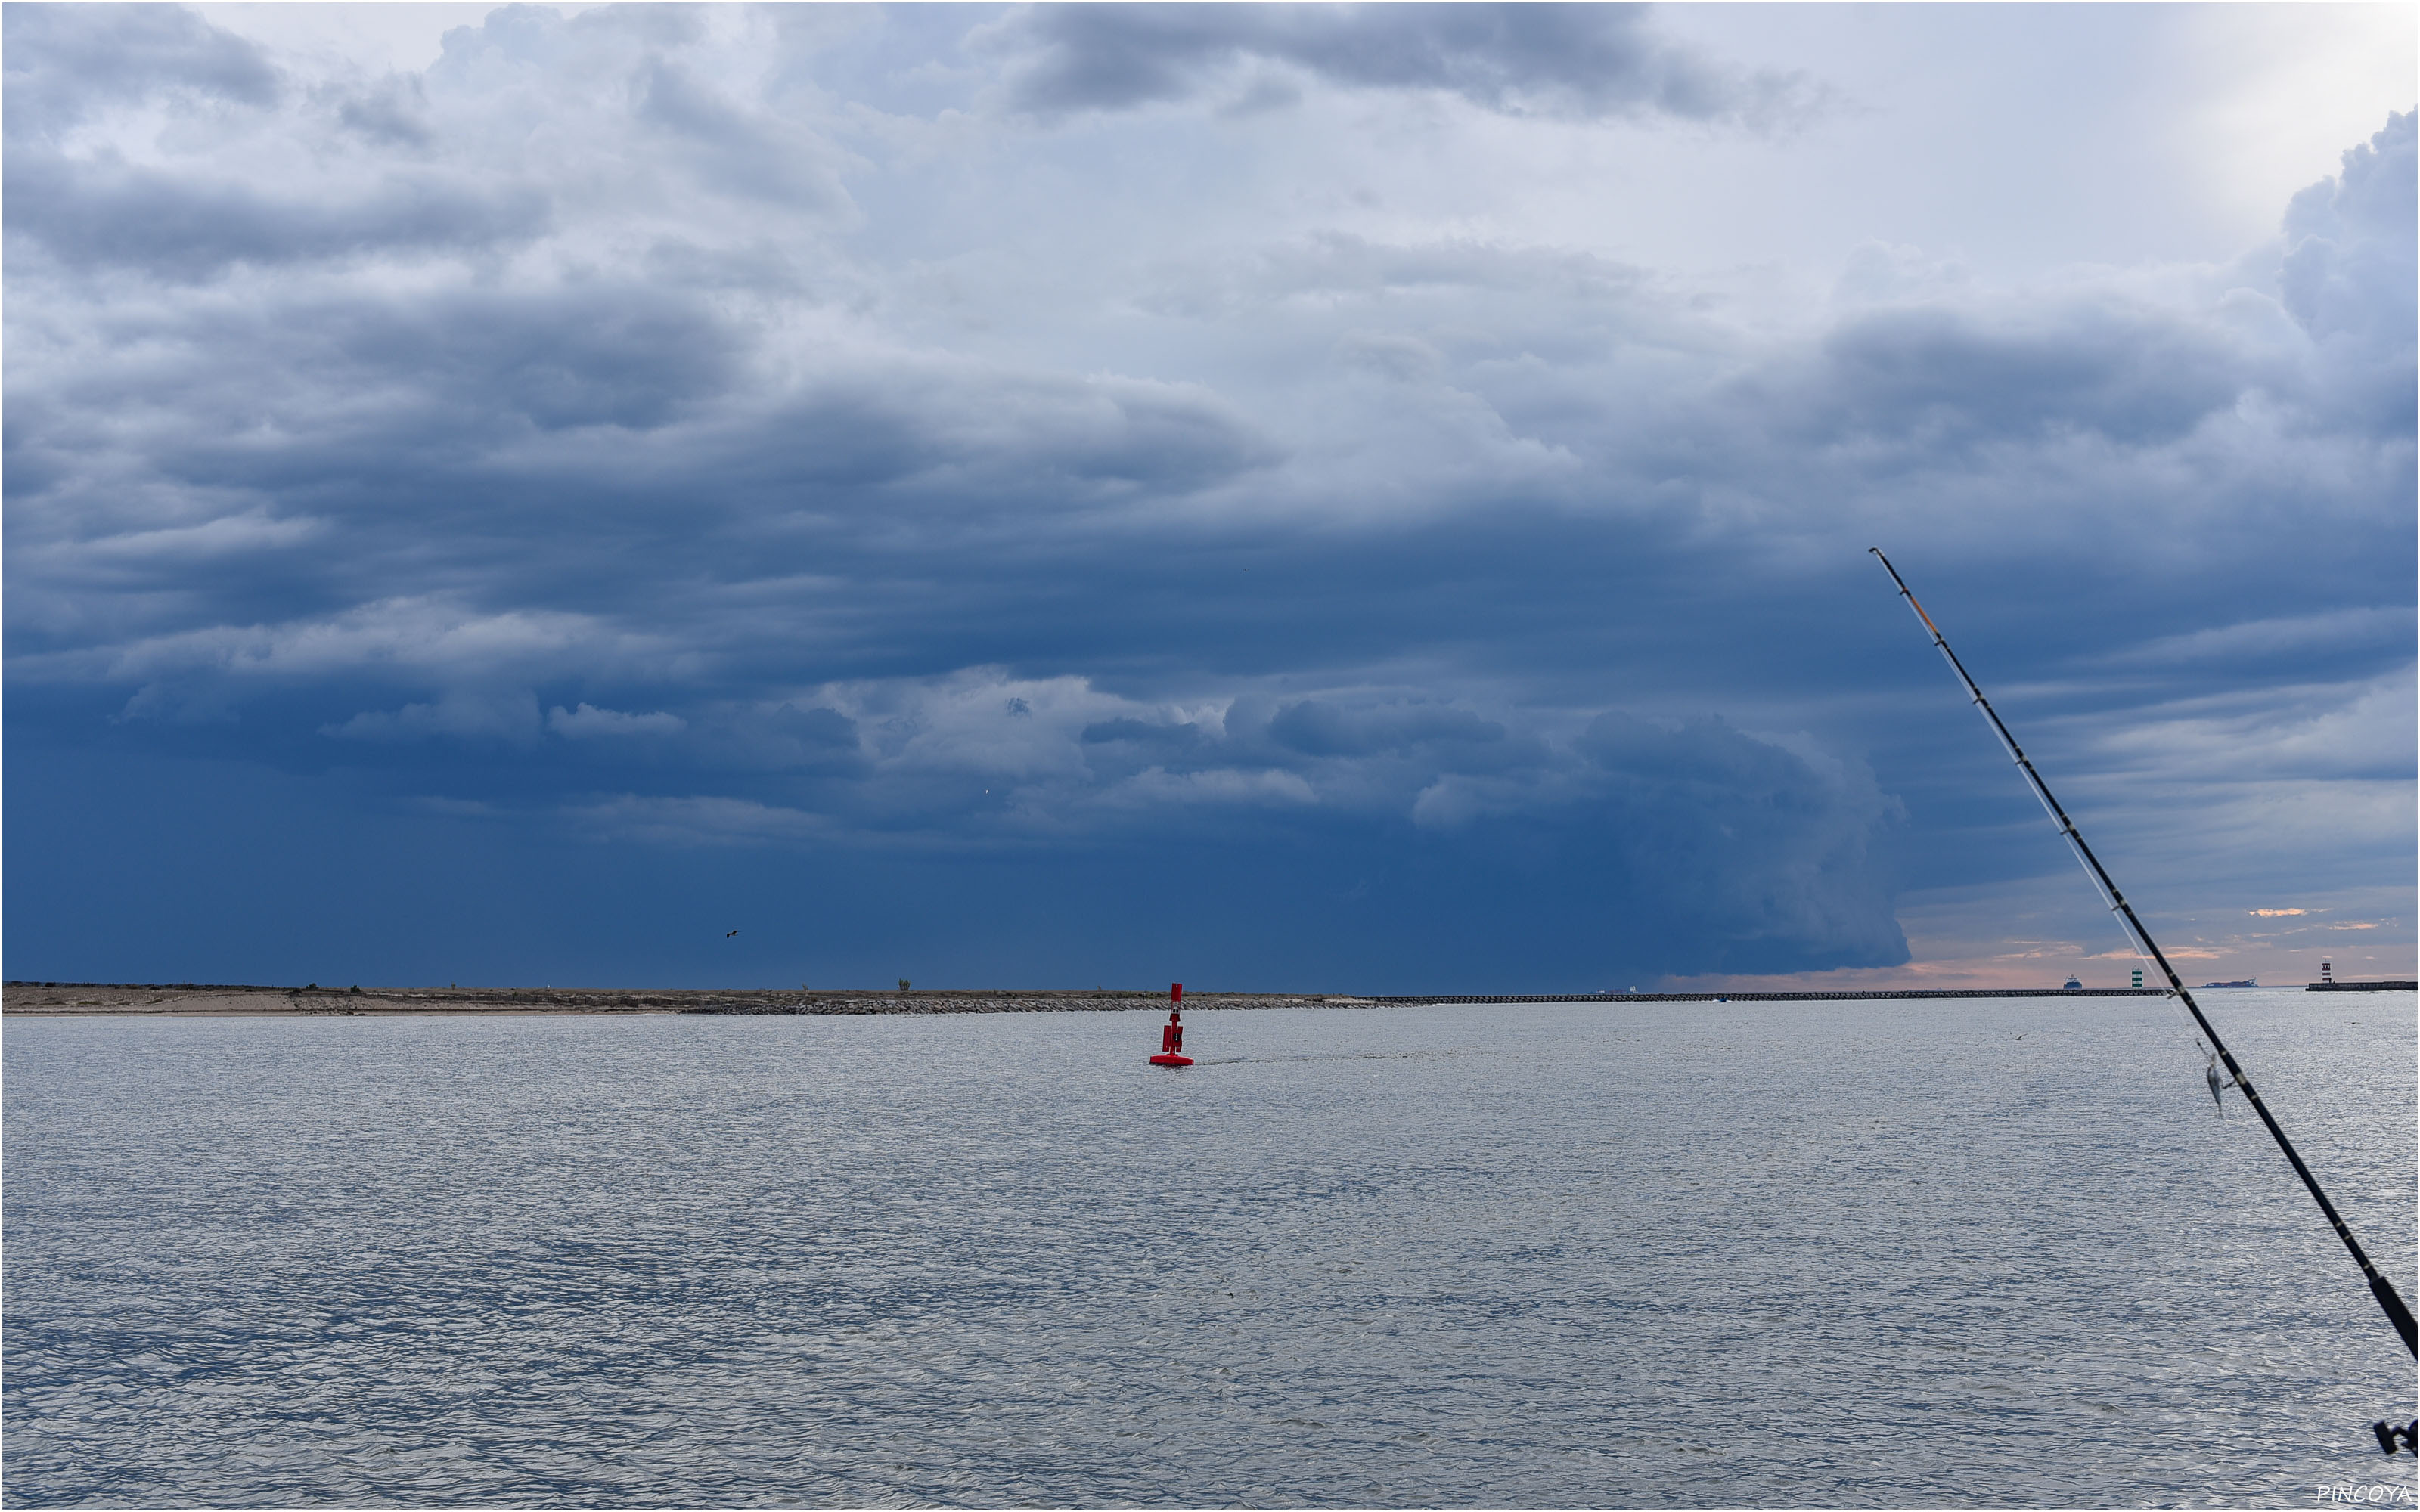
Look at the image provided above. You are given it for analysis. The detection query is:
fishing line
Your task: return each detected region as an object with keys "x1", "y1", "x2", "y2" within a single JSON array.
[{"x1": 1870, "y1": 547, "x2": 2416, "y2": 1358}]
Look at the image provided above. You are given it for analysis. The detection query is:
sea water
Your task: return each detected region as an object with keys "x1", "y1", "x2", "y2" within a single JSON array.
[{"x1": 5, "y1": 992, "x2": 2414, "y2": 1508}]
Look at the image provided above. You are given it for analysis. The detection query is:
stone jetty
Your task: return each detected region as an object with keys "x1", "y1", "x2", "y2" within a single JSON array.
[{"x1": 0, "y1": 982, "x2": 1370, "y2": 1016}]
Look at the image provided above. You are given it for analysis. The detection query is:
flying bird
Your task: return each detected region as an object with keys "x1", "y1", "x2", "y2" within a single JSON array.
[{"x1": 724, "y1": 929, "x2": 740, "y2": 939}]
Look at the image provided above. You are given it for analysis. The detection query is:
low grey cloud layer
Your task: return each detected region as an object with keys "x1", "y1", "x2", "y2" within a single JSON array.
[
  {"x1": 5, "y1": 5, "x2": 2409, "y2": 988},
  {"x1": 979, "y1": 3, "x2": 1820, "y2": 125},
  {"x1": 2, "y1": 3, "x2": 280, "y2": 131}
]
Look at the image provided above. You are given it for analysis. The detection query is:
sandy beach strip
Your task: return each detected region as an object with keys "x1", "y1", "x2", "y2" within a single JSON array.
[{"x1": 1, "y1": 983, "x2": 1370, "y2": 1017}]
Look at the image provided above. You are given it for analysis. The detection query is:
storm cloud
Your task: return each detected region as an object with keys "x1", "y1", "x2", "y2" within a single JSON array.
[
  {"x1": 5, "y1": 5, "x2": 2410, "y2": 990},
  {"x1": 979, "y1": 3, "x2": 1822, "y2": 125}
]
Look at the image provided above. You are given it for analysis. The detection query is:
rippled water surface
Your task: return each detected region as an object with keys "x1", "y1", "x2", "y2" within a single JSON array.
[{"x1": 6, "y1": 992, "x2": 2415, "y2": 1507}]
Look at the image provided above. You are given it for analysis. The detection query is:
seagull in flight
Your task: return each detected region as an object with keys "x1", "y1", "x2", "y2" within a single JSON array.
[{"x1": 724, "y1": 929, "x2": 740, "y2": 939}]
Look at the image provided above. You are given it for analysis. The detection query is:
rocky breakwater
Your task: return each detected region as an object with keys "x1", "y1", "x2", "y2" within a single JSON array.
[
  {"x1": 3, "y1": 982, "x2": 695, "y2": 1015},
  {"x1": 681, "y1": 990, "x2": 1369, "y2": 1015},
  {"x1": 2, "y1": 984, "x2": 1376, "y2": 1015}
]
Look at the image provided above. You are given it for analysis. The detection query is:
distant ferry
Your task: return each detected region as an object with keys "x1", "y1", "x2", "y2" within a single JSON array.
[
  {"x1": 2200, "y1": 978, "x2": 2257, "y2": 989},
  {"x1": 2062, "y1": 977, "x2": 2082, "y2": 991}
]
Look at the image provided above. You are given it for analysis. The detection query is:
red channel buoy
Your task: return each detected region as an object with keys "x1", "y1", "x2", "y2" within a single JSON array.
[{"x1": 1150, "y1": 983, "x2": 1193, "y2": 1066}]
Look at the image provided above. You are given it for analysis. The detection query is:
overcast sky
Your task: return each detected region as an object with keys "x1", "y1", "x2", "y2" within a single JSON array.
[{"x1": 6, "y1": 3, "x2": 2412, "y2": 993}]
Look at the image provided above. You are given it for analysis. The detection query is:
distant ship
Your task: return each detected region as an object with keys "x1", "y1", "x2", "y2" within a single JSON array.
[
  {"x1": 2062, "y1": 976, "x2": 2082, "y2": 991},
  {"x1": 2200, "y1": 978, "x2": 2257, "y2": 989}
]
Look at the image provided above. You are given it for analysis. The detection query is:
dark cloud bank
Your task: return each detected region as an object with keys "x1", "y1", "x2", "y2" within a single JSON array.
[
  {"x1": 978, "y1": 3, "x2": 1823, "y2": 125},
  {"x1": 5, "y1": 7, "x2": 2411, "y2": 989}
]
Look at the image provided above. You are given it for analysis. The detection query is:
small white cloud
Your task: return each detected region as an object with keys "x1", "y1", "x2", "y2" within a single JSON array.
[
  {"x1": 563, "y1": 794, "x2": 829, "y2": 847},
  {"x1": 548, "y1": 702, "x2": 686, "y2": 738},
  {"x1": 1108, "y1": 766, "x2": 1317, "y2": 807},
  {"x1": 321, "y1": 689, "x2": 541, "y2": 744}
]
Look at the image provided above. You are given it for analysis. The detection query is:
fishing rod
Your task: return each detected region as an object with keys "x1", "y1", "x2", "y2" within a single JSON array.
[{"x1": 1869, "y1": 547, "x2": 2417, "y2": 1359}]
